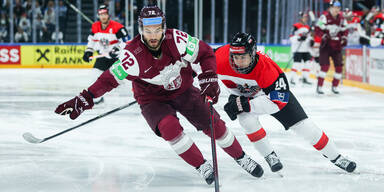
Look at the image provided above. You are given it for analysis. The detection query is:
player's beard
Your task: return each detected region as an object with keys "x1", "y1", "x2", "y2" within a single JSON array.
[{"x1": 144, "y1": 35, "x2": 163, "y2": 51}]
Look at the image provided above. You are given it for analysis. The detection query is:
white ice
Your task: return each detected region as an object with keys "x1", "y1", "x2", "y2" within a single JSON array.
[{"x1": 0, "y1": 69, "x2": 383, "y2": 192}]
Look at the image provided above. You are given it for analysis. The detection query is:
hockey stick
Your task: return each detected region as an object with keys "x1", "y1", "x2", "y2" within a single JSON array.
[
  {"x1": 207, "y1": 98, "x2": 220, "y2": 192},
  {"x1": 23, "y1": 100, "x2": 138, "y2": 144},
  {"x1": 63, "y1": 0, "x2": 93, "y2": 24},
  {"x1": 90, "y1": 53, "x2": 108, "y2": 61}
]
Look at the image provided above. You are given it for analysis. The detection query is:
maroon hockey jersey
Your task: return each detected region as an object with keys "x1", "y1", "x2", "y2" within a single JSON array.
[
  {"x1": 88, "y1": 29, "x2": 216, "y2": 104},
  {"x1": 315, "y1": 11, "x2": 348, "y2": 51}
]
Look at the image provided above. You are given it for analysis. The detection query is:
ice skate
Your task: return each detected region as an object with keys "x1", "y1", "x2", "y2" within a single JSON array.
[
  {"x1": 331, "y1": 86, "x2": 340, "y2": 94},
  {"x1": 290, "y1": 78, "x2": 296, "y2": 86},
  {"x1": 236, "y1": 153, "x2": 264, "y2": 177},
  {"x1": 196, "y1": 160, "x2": 215, "y2": 185},
  {"x1": 316, "y1": 85, "x2": 324, "y2": 94},
  {"x1": 331, "y1": 154, "x2": 356, "y2": 173},
  {"x1": 302, "y1": 78, "x2": 312, "y2": 85},
  {"x1": 265, "y1": 151, "x2": 283, "y2": 172}
]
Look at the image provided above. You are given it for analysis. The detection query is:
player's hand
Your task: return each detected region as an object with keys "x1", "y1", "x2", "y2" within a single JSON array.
[
  {"x1": 83, "y1": 51, "x2": 93, "y2": 62},
  {"x1": 55, "y1": 90, "x2": 94, "y2": 120},
  {"x1": 109, "y1": 46, "x2": 120, "y2": 59},
  {"x1": 224, "y1": 95, "x2": 250, "y2": 120},
  {"x1": 298, "y1": 35, "x2": 307, "y2": 41},
  {"x1": 198, "y1": 71, "x2": 220, "y2": 104},
  {"x1": 320, "y1": 34, "x2": 329, "y2": 48},
  {"x1": 341, "y1": 36, "x2": 347, "y2": 47}
]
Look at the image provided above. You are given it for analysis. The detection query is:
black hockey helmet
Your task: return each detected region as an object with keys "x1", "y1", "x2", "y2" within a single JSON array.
[
  {"x1": 138, "y1": 5, "x2": 166, "y2": 34},
  {"x1": 98, "y1": 4, "x2": 109, "y2": 15},
  {"x1": 229, "y1": 32, "x2": 258, "y2": 74}
]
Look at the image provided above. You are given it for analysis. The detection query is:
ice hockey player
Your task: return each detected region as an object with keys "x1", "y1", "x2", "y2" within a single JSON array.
[
  {"x1": 55, "y1": 4, "x2": 263, "y2": 185},
  {"x1": 215, "y1": 32, "x2": 357, "y2": 173},
  {"x1": 315, "y1": 0, "x2": 348, "y2": 94},
  {"x1": 289, "y1": 11, "x2": 313, "y2": 85},
  {"x1": 82, "y1": 5, "x2": 130, "y2": 104}
]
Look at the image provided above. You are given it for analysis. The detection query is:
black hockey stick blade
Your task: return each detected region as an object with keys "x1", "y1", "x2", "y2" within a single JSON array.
[{"x1": 23, "y1": 132, "x2": 44, "y2": 144}]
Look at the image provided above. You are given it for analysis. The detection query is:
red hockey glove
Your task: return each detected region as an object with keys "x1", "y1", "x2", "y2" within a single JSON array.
[
  {"x1": 198, "y1": 71, "x2": 220, "y2": 104},
  {"x1": 224, "y1": 95, "x2": 251, "y2": 120},
  {"x1": 55, "y1": 90, "x2": 94, "y2": 120}
]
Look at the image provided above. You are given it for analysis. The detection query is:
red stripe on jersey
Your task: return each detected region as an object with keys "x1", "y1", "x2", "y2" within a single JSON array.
[
  {"x1": 302, "y1": 68, "x2": 310, "y2": 72},
  {"x1": 271, "y1": 100, "x2": 287, "y2": 110},
  {"x1": 246, "y1": 128, "x2": 266, "y2": 142},
  {"x1": 313, "y1": 132, "x2": 329, "y2": 150},
  {"x1": 221, "y1": 80, "x2": 237, "y2": 88},
  {"x1": 109, "y1": 40, "x2": 118, "y2": 45}
]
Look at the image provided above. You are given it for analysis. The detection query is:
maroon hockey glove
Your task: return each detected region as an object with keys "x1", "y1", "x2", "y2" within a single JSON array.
[
  {"x1": 198, "y1": 71, "x2": 220, "y2": 104},
  {"x1": 341, "y1": 36, "x2": 347, "y2": 47},
  {"x1": 224, "y1": 95, "x2": 250, "y2": 120},
  {"x1": 55, "y1": 90, "x2": 94, "y2": 120}
]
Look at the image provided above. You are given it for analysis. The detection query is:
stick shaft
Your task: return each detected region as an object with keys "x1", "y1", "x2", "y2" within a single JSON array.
[
  {"x1": 38, "y1": 101, "x2": 137, "y2": 143},
  {"x1": 209, "y1": 102, "x2": 220, "y2": 192},
  {"x1": 63, "y1": 0, "x2": 94, "y2": 24}
]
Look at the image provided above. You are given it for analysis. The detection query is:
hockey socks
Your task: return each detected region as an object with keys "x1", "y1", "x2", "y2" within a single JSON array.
[
  {"x1": 291, "y1": 118, "x2": 339, "y2": 160},
  {"x1": 203, "y1": 120, "x2": 243, "y2": 159},
  {"x1": 158, "y1": 115, "x2": 205, "y2": 168}
]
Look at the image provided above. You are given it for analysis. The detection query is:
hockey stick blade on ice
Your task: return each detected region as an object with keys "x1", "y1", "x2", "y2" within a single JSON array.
[{"x1": 23, "y1": 101, "x2": 137, "y2": 144}]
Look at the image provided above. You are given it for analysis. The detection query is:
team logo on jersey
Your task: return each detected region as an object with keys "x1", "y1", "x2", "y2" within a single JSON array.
[
  {"x1": 237, "y1": 84, "x2": 261, "y2": 97},
  {"x1": 100, "y1": 38, "x2": 109, "y2": 48}
]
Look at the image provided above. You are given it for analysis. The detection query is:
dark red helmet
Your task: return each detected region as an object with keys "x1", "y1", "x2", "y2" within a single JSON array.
[
  {"x1": 229, "y1": 32, "x2": 258, "y2": 74},
  {"x1": 138, "y1": 5, "x2": 166, "y2": 34}
]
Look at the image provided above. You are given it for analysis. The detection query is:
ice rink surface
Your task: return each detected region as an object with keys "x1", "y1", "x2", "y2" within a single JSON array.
[{"x1": 1, "y1": 69, "x2": 383, "y2": 192}]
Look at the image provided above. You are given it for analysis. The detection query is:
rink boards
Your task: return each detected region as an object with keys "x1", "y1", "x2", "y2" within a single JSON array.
[{"x1": 1, "y1": 43, "x2": 384, "y2": 93}]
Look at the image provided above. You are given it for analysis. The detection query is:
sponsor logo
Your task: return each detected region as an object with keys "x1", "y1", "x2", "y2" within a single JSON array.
[{"x1": 0, "y1": 46, "x2": 21, "y2": 64}]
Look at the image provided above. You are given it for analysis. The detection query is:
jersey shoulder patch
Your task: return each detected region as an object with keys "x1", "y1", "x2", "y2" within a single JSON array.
[{"x1": 172, "y1": 29, "x2": 200, "y2": 63}]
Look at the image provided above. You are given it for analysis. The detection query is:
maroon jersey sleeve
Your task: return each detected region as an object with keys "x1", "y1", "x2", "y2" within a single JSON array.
[
  {"x1": 195, "y1": 40, "x2": 217, "y2": 73},
  {"x1": 88, "y1": 70, "x2": 120, "y2": 98}
]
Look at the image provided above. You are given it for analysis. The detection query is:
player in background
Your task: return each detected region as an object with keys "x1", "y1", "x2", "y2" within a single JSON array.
[
  {"x1": 368, "y1": 6, "x2": 384, "y2": 43},
  {"x1": 83, "y1": 5, "x2": 130, "y2": 104},
  {"x1": 289, "y1": 12, "x2": 313, "y2": 86},
  {"x1": 343, "y1": 8, "x2": 361, "y2": 46},
  {"x1": 309, "y1": 27, "x2": 321, "y2": 76},
  {"x1": 315, "y1": 0, "x2": 348, "y2": 94},
  {"x1": 215, "y1": 32, "x2": 357, "y2": 173},
  {"x1": 55, "y1": 4, "x2": 264, "y2": 185}
]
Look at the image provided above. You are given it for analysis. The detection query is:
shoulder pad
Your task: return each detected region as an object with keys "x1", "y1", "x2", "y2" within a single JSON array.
[{"x1": 172, "y1": 29, "x2": 200, "y2": 63}]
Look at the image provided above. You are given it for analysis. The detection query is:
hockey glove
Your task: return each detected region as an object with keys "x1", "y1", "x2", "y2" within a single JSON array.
[
  {"x1": 55, "y1": 90, "x2": 94, "y2": 120},
  {"x1": 341, "y1": 36, "x2": 348, "y2": 47},
  {"x1": 109, "y1": 46, "x2": 120, "y2": 59},
  {"x1": 198, "y1": 71, "x2": 220, "y2": 104},
  {"x1": 298, "y1": 35, "x2": 307, "y2": 41},
  {"x1": 83, "y1": 51, "x2": 93, "y2": 62},
  {"x1": 224, "y1": 95, "x2": 251, "y2": 121}
]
